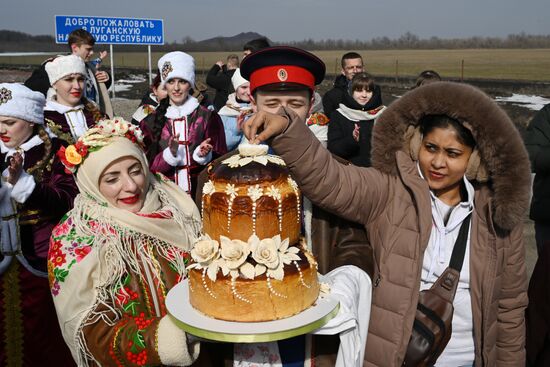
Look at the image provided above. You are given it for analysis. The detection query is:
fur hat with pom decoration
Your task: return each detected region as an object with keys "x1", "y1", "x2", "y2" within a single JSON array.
[
  {"x1": 158, "y1": 51, "x2": 195, "y2": 87},
  {"x1": 0, "y1": 83, "x2": 45, "y2": 124}
]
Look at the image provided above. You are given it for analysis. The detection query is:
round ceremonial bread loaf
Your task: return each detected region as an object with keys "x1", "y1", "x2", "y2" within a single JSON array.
[
  {"x1": 188, "y1": 251, "x2": 320, "y2": 322},
  {"x1": 189, "y1": 144, "x2": 320, "y2": 322},
  {"x1": 201, "y1": 154, "x2": 301, "y2": 245}
]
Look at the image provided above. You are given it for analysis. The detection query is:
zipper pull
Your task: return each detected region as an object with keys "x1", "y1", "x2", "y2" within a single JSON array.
[{"x1": 374, "y1": 274, "x2": 381, "y2": 287}]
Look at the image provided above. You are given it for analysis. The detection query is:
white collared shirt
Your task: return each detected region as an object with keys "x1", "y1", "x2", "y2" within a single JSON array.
[{"x1": 417, "y1": 164, "x2": 475, "y2": 366}]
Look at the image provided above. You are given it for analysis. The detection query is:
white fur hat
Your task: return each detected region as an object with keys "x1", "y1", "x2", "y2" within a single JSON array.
[
  {"x1": 231, "y1": 68, "x2": 249, "y2": 90},
  {"x1": 158, "y1": 51, "x2": 195, "y2": 87},
  {"x1": 0, "y1": 83, "x2": 45, "y2": 124},
  {"x1": 45, "y1": 54, "x2": 87, "y2": 86}
]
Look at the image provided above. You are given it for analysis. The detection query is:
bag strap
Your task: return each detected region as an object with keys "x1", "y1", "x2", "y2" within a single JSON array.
[
  {"x1": 426, "y1": 214, "x2": 472, "y2": 301},
  {"x1": 448, "y1": 214, "x2": 471, "y2": 273}
]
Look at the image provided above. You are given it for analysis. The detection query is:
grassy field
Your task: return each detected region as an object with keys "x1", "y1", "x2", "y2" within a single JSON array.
[{"x1": 2, "y1": 48, "x2": 549, "y2": 81}]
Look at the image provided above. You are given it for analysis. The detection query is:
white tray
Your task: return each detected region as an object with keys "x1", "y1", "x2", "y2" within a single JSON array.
[{"x1": 166, "y1": 277, "x2": 339, "y2": 343}]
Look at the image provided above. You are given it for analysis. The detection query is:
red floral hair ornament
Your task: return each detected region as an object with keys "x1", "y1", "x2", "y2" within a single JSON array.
[{"x1": 57, "y1": 117, "x2": 145, "y2": 174}]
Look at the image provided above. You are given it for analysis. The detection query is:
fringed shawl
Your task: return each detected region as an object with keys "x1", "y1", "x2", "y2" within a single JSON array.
[{"x1": 49, "y1": 136, "x2": 201, "y2": 365}]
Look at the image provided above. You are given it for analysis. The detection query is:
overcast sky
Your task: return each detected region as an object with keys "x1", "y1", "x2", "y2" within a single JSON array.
[{"x1": 3, "y1": 0, "x2": 548, "y2": 43}]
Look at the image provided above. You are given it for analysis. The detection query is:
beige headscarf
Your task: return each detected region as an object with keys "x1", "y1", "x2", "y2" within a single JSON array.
[
  {"x1": 66, "y1": 133, "x2": 202, "y2": 298},
  {"x1": 66, "y1": 127, "x2": 202, "y2": 306},
  {"x1": 74, "y1": 136, "x2": 201, "y2": 248},
  {"x1": 55, "y1": 120, "x2": 201, "y2": 366}
]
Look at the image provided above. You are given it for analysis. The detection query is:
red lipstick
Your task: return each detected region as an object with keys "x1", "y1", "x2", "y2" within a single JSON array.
[
  {"x1": 0, "y1": 136, "x2": 10, "y2": 143},
  {"x1": 120, "y1": 195, "x2": 139, "y2": 205}
]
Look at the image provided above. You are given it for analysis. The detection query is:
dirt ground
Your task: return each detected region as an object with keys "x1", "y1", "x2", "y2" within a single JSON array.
[{"x1": 0, "y1": 67, "x2": 540, "y2": 277}]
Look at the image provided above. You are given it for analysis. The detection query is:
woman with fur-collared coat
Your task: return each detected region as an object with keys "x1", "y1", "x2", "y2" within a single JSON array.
[{"x1": 244, "y1": 82, "x2": 530, "y2": 366}]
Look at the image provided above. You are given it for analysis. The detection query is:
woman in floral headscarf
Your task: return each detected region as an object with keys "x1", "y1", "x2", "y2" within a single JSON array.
[{"x1": 49, "y1": 118, "x2": 203, "y2": 366}]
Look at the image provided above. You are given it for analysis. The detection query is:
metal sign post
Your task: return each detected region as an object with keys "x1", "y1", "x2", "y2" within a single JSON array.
[
  {"x1": 148, "y1": 45, "x2": 152, "y2": 85},
  {"x1": 55, "y1": 15, "x2": 164, "y2": 99},
  {"x1": 110, "y1": 44, "x2": 115, "y2": 99}
]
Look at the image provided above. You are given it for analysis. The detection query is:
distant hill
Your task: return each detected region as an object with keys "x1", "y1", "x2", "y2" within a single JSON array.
[
  {"x1": 0, "y1": 30, "x2": 65, "y2": 53},
  {"x1": 1, "y1": 29, "x2": 549, "y2": 53},
  {"x1": 0, "y1": 29, "x2": 269, "y2": 52}
]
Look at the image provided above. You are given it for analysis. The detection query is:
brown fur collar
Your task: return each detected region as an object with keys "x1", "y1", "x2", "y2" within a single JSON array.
[{"x1": 371, "y1": 82, "x2": 531, "y2": 231}]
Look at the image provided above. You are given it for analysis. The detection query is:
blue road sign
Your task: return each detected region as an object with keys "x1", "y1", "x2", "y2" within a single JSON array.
[{"x1": 55, "y1": 15, "x2": 164, "y2": 45}]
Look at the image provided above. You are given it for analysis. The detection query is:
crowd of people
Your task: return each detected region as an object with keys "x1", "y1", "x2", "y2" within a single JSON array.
[{"x1": 0, "y1": 27, "x2": 548, "y2": 367}]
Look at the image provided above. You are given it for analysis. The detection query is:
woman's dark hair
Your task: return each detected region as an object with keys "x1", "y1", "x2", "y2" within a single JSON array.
[
  {"x1": 27, "y1": 125, "x2": 53, "y2": 179},
  {"x1": 151, "y1": 73, "x2": 161, "y2": 89},
  {"x1": 153, "y1": 97, "x2": 170, "y2": 140},
  {"x1": 80, "y1": 97, "x2": 103, "y2": 122},
  {"x1": 243, "y1": 38, "x2": 271, "y2": 53},
  {"x1": 350, "y1": 73, "x2": 375, "y2": 94},
  {"x1": 419, "y1": 114, "x2": 476, "y2": 148},
  {"x1": 415, "y1": 70, "x2": 441, "y2": 88}
]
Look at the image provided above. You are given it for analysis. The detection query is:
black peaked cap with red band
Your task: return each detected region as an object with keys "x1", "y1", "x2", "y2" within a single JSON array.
[{"x1": 240, "y1": 46, "x2": 326, "y2": 94}]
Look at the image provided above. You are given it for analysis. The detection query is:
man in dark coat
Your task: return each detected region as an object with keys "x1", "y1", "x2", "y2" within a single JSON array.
[
  {"x1": 526, "y1": 238, "x2": 550, "y2": 367},
  {"x1": 525, "y1": 103, "x2": 550, "y2": 254},
  {"x1": 323, "y1": 52, "x2": 382, "y2": 117},
  {"x1": 205, "y1": 54, "x2": 239, "y2": 111},
  {"x1": 523, "y1": 104, "x2": 550, "y2": 366},
  {"x1": 24, "y1": 29, "x2": 112, "y2": 115}
]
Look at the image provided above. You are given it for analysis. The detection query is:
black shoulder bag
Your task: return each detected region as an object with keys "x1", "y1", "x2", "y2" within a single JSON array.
[{"x1": 402, "y1": 214, "x2": 471, "y2": 367}]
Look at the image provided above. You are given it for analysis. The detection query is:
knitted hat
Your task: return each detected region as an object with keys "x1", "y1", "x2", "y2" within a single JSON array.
[
  {"x1": 45, "y1": 54, "x2": 87, "y2": 86},
  {"x1": 231, "y1": 68, "x2": 248, "y2": 90},
  {"x1": 158, "y1": 51, "x2": 195, "y2": 87},
  {"x1": 0, "y1": 83, "x2": 45, "y2": 124}
]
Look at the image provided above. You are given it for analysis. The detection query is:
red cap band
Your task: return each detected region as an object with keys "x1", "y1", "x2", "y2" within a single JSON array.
[{"x1": 249, "y1": 65, "x2": 315, "y2": 93}]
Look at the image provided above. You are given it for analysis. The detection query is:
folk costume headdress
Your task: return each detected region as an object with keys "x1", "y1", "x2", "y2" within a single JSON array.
[
  {"x1": 52, "y1": 118, "x2": 201, "y2": 365},
  {"x1": 158, "y1": 51, "x2": 195, "y2": 87},
  {"x1": 231, "y1": 68, "x2": 248, "y2": 90},
  {"x1": 0, "y1": 83, "x2": 45, "y2": 124},
  {"x1": 219, "y1": 68, "x2": 253, "y2": 118},
  {"x1": 58, "y1": 117, "x2": 201, "y2": 261},
  {"x1": 45, "y1": 54, "x2": 87, "y2": 86},
  {"x1": 44, "y1": 54, "x2": 88, "y2": 107}
]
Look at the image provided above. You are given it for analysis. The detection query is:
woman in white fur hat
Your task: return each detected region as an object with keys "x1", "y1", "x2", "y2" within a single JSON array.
[
  {"x1": 0, "y1": 83, "x2": 77, "y2": 366},
  {"x1": 44, "y1": 54, "x2": 104, "y2": 144},
  {"x1": 141, "y1": 51, "x2": 227, "y2": 198},
  {"x1": 217, "y1": 68, "x2": 252, "y2": 151}
]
